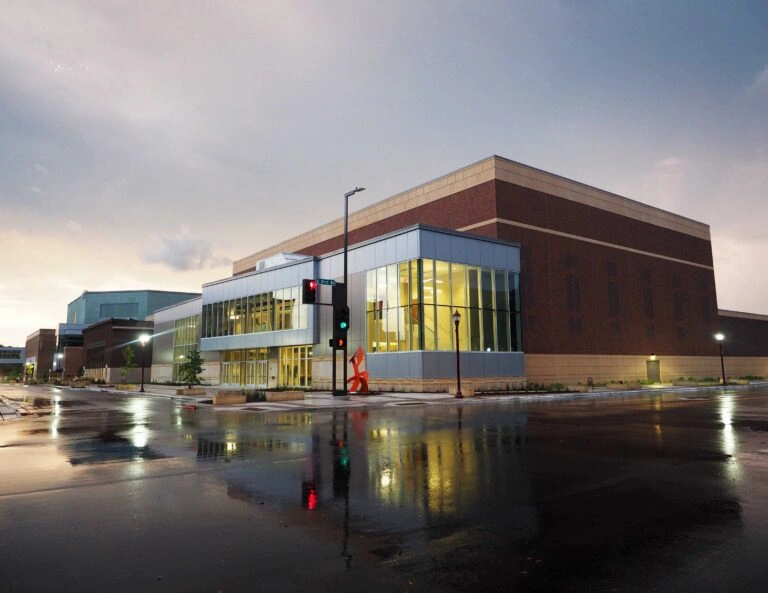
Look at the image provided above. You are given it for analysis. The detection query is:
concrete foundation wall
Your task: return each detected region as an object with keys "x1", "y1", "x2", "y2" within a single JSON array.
[
  {"x1": 151, "y1": 364, "x2": 174, "y2": 383},
  {"x1": 525, "y1": 354, "x2": 768, "y2": 384}
]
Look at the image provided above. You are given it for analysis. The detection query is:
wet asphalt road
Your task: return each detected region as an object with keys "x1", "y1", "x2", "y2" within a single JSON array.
[{"x1": 1, "y1": 384, "x2": 768, "y2": 593}]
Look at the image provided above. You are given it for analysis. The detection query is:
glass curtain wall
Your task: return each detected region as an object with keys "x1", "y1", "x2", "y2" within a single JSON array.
[
  {"x1": 279, "y1": 345, "x2": 312, "y2": 388},
  {"x1": 220, "y1": 347, "x2": 312, "y2": 388},
  {"x1": 221, "y1": 348, "x2": 269, "y2": 387},
  {"x1": 202, "y1": 286, "x2": 306, "y2": 338},
  {"x1": 172, "y1": 315, "x2": 199, "y2": 382},
  {"x1": 366, "y1": 259, "x2": 521, "y2": 353}
]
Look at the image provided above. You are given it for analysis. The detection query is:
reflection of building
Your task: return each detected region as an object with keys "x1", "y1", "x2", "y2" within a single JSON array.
[
  {"x1": 62, "y1": 433, "x2": 166, "y2": 465},
  {"x1": 82, "y1": 318, "x2": 153, "y2": 383},
  {"x1": 217, "y1": 406, "x2": 536, "y2": 538},
  {"x1": 24, "y1": 329, "x2": 56, "y2": 381}
]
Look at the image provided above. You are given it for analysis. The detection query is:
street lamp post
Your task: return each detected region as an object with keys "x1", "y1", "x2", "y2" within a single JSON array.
[
  {"x1": 139, "y1": 334, "x2": 150, "y2": 393},
  {"x1": 453, "y1": 310, "x2": 462, "y2": 398},
  {"x1": 343, "y1": 186, "x2": 365, "y2": 397},
  {"x1": 715, "y1": 333, "x2": 726, "y2": 385}
]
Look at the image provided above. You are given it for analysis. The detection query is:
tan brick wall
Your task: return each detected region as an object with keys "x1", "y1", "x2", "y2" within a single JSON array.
[{"x1": 525, "y1": 354, "x2": 768, "y2": 384}]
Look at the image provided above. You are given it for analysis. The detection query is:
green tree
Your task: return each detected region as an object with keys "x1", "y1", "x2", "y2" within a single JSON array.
[
  {"x1": 179, "y1": 349, "x2": 205, "y2": 389},
  {"x1": 121, "y1": 345, "x2": 137, "y2": 384}
]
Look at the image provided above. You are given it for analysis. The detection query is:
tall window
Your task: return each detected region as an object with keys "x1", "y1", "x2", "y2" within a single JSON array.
[
  {"x1": 172, "y1": 315, "x2": 199, "y2": 382},
  {"x1": 203, "y1": 286, "x2": 307, "y2": 338},
  {"x1": 279, "y1": 345, "x2": 312, "y2": 388},
  {"x1": 366, "y1": 259, "x2": 521, "y2": 353}
]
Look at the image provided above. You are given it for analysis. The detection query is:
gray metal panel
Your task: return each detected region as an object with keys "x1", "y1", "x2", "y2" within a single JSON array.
[
  {"x1": 367, "y1": 353, "x2": 387, "y2": 378},
  {"x1": 408, "y1": 231, "x2": 420, "y2": 260},
  {"x1": 484, "y1": 353, "x2": 498, "y2": 377},
  {"x1": 451, "y1": 236, "x2": 468, "y2": 266},
  {"x1": 395, "y1": 233, "x2": 409, "y2": 264},
  {"x1": 493, "y1": 243, "x2": 508, "y2": 269},
  {"x1": 409, "y1": 352, "x2": 423, "y2": 378},
  {"x1": 420, "y1": 232, "x2": 436, "y2": 260},
  {"x1": 397, "y1": 352, "x2": 411, "y2": 377},
  {"x1": 203, "y1": 260, "x2": 315, "y2": 304},
  {"x1": 434, "y1": 233, "x2": 452, "y2": 261},
  {"x1": 468, "y1": 353, "x2": 485, "y2": 376},
  {"x1": 200, "y1": 328, "x2": 313, "y2": 352},
  {"x1": 422, "y1": 352, "x2": 439, "y2": 379},
  {"x1": 466, "y1": 239, "x2": 482, "y2": 265},
  {"x1": 374, "y1": 240, "x2": 386, "y2": 269},
  {"x1": 367, "y1": 351, "x2": 524, "y2": 380},
  {"x1": 480, "y1": 241, "x2": 496, "y2": 269}
]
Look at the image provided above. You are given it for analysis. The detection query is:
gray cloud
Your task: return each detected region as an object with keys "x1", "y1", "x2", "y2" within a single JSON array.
[
  {"x1": 142, "y1": 226, "x2": 231, "y2": 272},
  {"x1": 1, "y1": 0, "x2": 768, "y2": 344}
]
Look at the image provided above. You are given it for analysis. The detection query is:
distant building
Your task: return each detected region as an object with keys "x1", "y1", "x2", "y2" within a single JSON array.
[
  {"x1": 82, "y1": 319, "x2": 153, "y2": 384},
  {"x1": 24, "y1": 329, "x2": 56, "y2": 382},
  {"x1": 67, "y1": 290, "x2": 201, "y2": 326},
  {"x1": 148, "y1": 297, "x2": 219, "y2": 385},
  {"x1": 53, "y1": 323, "x2": 85, "y2": 379},
  {"x1": 0, "y1": 346, "x2": 24, "y2": 382}
]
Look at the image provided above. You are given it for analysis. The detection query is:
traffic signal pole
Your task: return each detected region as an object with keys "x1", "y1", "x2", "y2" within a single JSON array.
[
  {"x1": 343, "y1": 187, "x2": 365, "y2": 397},
  {"x1": 303, "y1": 278, "x2": 342, "y2": 395}
]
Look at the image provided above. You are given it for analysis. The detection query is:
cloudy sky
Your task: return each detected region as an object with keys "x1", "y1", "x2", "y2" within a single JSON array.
[{"x1": 1, "y1": 1, "x2": 767, "y2": 347}]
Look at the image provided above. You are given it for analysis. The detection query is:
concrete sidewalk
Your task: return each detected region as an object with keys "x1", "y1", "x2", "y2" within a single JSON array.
[
  {"x1": 98, "y1": 383, "x2": 461, "y2": 412},
  {"x1": 0, "y1": 396, "x2": 25, "y2": 420}
]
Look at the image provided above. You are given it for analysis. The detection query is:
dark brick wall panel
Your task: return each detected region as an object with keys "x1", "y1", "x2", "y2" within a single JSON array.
[{"x1": 717, "y1": 316, "x2": 768, "y2": 357}]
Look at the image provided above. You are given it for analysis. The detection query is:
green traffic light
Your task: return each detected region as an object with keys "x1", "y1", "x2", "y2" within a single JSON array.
[{"x1": 340, "y1": 321, "x2": 348, "y2": 329}]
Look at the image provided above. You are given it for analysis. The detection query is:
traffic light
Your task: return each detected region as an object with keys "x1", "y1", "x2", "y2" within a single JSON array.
[
  {"x1": 334, "y1": 305, "x2": 350, "y2": 332},
  {"x1": 302, "y1": 279, "x2": 317, "y2": 304},
  {"x1": 333, "y1": 305, "x2": 349, "y2": 349}
]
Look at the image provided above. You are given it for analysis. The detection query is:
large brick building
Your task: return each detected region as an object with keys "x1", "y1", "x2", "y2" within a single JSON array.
[
  {"x1": 230, "y1": 156, "x2": 766, "y2": 385},
  {"x1": 82, "y1": 319, "x2": 154, "y2": 384},
  {"x1": 24, "y1": 329, "x2": 56, "y2": 382}
]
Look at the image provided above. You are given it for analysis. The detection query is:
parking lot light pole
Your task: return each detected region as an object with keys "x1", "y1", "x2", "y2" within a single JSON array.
[
  {"x1": 715, "y1": 333, "x2": 726, "y2": 385},
  {"x1": 453, "y1": 310, "x2": 463, "y2": 398},
  {"x1": 343, "y1": 187, "x2": 365, "y2": 396},
  {"x1": 139, "y1": 334, "x2": 150, "y2": 393}
]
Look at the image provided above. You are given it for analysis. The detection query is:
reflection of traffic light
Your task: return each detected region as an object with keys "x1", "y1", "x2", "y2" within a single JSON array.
[
  {"x1": 301, "y1": 480, "x2": 318, "y2": 510},
  {"x1": 332, "y1": 440, "x2": 351, "y2": 498},
  {"x1": 302, "y1": 279, "x2": 317, "y2": 304}
]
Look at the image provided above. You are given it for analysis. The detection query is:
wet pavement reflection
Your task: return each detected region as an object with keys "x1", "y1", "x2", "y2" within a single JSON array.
[{"x1": 2, "y1": 384, "x2": 768, "y2": 592}]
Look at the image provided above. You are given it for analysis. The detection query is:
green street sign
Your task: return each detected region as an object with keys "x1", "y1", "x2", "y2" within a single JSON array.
[{"x1": 317, "y1": 278, "x2": 336, "y2": 286}]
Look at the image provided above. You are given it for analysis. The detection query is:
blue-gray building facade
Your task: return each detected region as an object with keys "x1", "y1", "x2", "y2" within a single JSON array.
[
  {"x1": 196, "y1": 225, "x2": 523, "y2": 392},
  {"x1": 67, "y1": 290, "x2": 201, "y2": 326}
]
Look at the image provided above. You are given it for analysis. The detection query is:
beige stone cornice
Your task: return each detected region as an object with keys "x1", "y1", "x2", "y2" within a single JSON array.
[{"x1": 233, "y1": 155, "x2": 710, "y2": 274}]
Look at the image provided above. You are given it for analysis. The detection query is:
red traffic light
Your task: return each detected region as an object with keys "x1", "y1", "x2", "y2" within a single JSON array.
[
  {"x1": 302, "y1": 278, "x2": 317, "y2": 304},
  {"x1": 335, "y1": 337, "x2": 345, "y2": 350}
]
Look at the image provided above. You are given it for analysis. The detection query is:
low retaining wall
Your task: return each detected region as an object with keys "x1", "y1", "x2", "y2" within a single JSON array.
[
  {"x1": 448, "y1": 385, "x2": 475, "y2": 397},
  {"x1": 176, "y1": 387, "x2": 207, "y2": 396},
  {"x1": 213, "y1": 392, "x2": 246, "y2": 405},
  {"x1": 265, "y1": 391, "x2": 304, "y2": 402}
]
